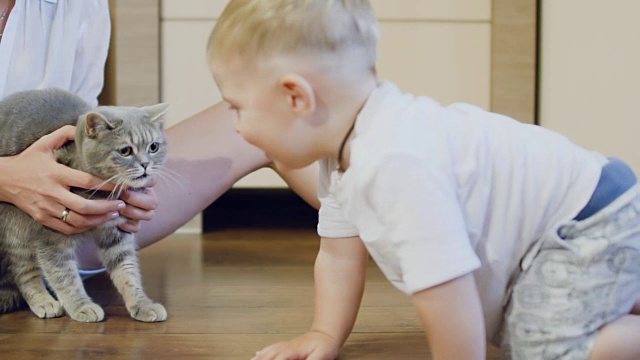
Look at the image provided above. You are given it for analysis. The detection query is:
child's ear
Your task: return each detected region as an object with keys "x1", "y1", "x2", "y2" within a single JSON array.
[{"x1": 278, "y1": 73, "x2": 316, "y2": 116}]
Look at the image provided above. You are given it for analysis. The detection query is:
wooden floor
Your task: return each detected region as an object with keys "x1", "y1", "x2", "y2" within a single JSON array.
[{"x1": 0, "y1": 229, "x2": 502, "y2": 359}]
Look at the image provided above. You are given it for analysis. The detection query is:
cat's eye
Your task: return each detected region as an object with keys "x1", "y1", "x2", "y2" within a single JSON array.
[
  {"x1": 148, "y1": 142, "x2": 160, "y2": 153},
  {"x1": 118, "y1": 146, "x2": 133, "y2": 157}
]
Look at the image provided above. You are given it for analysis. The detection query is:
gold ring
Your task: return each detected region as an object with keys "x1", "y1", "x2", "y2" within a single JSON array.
[{"x1": 61, "y1": 209, "x2": 70, "y2": 223}]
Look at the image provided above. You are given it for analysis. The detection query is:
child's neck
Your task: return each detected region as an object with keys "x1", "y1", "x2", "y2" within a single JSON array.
[{"x1": 333, "y1": 75, "x2": 377, "y2": 172}]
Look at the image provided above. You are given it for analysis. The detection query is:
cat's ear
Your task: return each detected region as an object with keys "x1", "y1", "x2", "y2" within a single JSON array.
[
  {"x1": 84, "y1": 112, "x2": 116, "y2": 138},
  {"x1": 143, "y1": 103, "x2": 171, "y2": 129}
]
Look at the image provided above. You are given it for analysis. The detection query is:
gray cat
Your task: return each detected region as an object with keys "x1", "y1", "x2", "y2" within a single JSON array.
[{"x1": 0, "y1": 88, "x2": 169, "y2": 322}]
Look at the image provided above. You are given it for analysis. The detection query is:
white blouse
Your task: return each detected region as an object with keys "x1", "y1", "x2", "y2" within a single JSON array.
[{"x1": 0, "y1": 0, "x2": 110, "y2": 107}]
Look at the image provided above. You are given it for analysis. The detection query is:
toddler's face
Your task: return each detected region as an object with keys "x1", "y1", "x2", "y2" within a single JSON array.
[{"x1": 211, "y1": 60, "x2": 317, "y2": 169}]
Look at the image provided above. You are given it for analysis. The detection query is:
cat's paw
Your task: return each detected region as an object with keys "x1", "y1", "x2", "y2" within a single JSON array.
[
  {"x1": 129, "y1": 302, "x2": 167, "y2": 322},
  {"x1": 68, "y1": 303, "x2": 105, "y2": 322},
  {"x1": 31, "y1": 299, "x2": 64, "y2": 319}
]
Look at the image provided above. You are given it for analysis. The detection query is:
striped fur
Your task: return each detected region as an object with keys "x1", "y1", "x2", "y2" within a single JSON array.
[{"x1": 0, "y1": 89, "x2": 170, "y2": 322}]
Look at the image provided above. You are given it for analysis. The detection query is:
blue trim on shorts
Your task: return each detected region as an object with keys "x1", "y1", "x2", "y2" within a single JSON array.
[
  {"x1": 79, "y1": 268, "x2": 106, "y2": 280},
  {"x1": 574, "y1": 158, "x2": 637, "y2": 221}
]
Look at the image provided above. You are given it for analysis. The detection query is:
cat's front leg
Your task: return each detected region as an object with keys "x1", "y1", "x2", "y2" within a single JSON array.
[
  {"x1": 36, "y1": 239, "x2": 104, "y2": 322},
  {"x1": 97, "y1": 229, "x2": 167, "y2": 322}
]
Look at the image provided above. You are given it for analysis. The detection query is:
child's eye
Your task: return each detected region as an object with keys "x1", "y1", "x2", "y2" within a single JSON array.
[{"x1": 118, "y1": 146, "x2": 133, "y2": 157}]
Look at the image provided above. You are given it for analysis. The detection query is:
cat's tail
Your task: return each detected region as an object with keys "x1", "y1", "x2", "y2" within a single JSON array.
[
  {"x1": 0, "y1": 262, "x2": 22, "y2": 314},
  {"x1": 0, "y1": 284, "x2": 21, "y2": 314}
]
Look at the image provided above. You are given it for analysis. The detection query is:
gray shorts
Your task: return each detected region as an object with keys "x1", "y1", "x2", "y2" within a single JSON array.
[{"x1": 501, "y1": 184, "x2": 640, "y2": 360}]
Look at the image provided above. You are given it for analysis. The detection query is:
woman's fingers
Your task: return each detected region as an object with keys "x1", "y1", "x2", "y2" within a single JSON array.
[
  {"x1": 119, "y1": 188, "x2": 157, "y2": 217},
  {"x1": 25, "y1": 195, "x2": 122, "y2": 235},
  {"x1": 55, "y1": 190, "x2": 125, "y2": 216},
  {"x1": 115, "y1": 189, "x2": 157, "y2": 233},
  {"x1": 34, "y1": 208, "x2": 90, "y2": 236},
  {"x1": 58, "y1": 207, "x2": 120, "y2": 229},
  {"x1": 118, "y1": 219, "x2": 142, "y2": 233},
  {"x1": 37, "y1": 125, "x2": 76, "y2": 151},
  {"x1": 51, "y1": 163, "x2": 116, "y2": 192}
]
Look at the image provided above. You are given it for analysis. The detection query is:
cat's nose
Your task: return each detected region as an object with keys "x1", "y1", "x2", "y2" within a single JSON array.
[{"x1": 141, "y1": 162, "x2": 149, "y2": 170}]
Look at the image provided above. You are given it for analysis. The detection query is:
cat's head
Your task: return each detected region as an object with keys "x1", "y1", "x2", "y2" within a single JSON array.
[{"x1": 75, "y1": 103, "x2": 171, "y2": 189}]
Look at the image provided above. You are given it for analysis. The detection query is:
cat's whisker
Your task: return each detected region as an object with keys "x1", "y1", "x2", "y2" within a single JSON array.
[
  {"x1": 117, "y1": 176, "x2": 133, "y2": 198},
  {"x1": 155, "y1": 168, "x2": 188, "y2": 191},
  {"x1": 158, "y1": 166, "x2": 188, "y2": 182},
  {"x1": 115, "y1": 176, "x2": 132, "y2": 199},
  {"x1": 87, "y1": 174, "x2": 121, "y2": 199},
  {"x1": 108, "y1": 175, "x2": 128, "y2": 201}
]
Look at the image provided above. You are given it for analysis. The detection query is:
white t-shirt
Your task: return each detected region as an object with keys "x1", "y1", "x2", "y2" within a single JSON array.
[
  {"x1": 0, "y1": 0, "x2": 110, "y2": 107},
  {"x1": 317, "y1": 81, "x2": 607, "y2": 340}
]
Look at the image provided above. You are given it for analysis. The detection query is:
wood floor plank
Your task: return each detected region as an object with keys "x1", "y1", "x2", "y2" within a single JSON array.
[
  {"x1": 0, "y1": 333, "x2": 433, "y2": 360},
  {"x1": 0, "y1": 306, "x2": 422, "y2": 335},
  {"x1": 0, "y1": 229, "x2": 504, "y2": 359},
  {"x1": 0, "y1": 333, "x2": 502, "y2": 359}
]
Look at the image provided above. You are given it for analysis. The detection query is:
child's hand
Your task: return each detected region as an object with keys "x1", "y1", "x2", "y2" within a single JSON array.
[{"x1": 251, "y1": 331, "x2": 340, "y2": 360}]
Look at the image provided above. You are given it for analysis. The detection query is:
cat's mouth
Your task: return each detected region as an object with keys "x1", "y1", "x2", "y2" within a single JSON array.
[{"x1": 129, "y1": 173, "x2": 154, "y2": 187}]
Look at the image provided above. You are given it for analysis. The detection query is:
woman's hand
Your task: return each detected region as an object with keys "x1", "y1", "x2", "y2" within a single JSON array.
[
  {"x1": 117, "y1": 184, "x2": 159, "y2": 233},
  {"x1": 0, "y1": 126, "x2": 125, "y2": 235}
]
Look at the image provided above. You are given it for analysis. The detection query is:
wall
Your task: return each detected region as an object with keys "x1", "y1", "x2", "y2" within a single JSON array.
[
  {"x1": 161, "y1": 0, "x2": 494, "y2": 188},
  {"x1": 158, "y1": 0, "x2": 537, "y2": 233},
  {"x1": 105, "y1": 0, "x2": 536, "y2": 233},
  {"x1": 539, "y1": 1, "x2": 640, "y2": 172}
]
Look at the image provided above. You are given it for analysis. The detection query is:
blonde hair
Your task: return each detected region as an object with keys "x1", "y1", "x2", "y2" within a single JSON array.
[{"x1": 207, "y1": 0, "x2": 379, "y2": 69}]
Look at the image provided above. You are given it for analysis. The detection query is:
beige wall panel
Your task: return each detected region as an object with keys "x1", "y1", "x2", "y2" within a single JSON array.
[
  {"x1": 162, "y1": 0, "x2": 490, "y2": 21},
  {"x1": 161, "y1": 21, "x2": 218, "y2": 129},
  {"x1": 161, "y1": 21, "x2": 287, "y2": 188},
  {"x1": 371, "y1": 0, "x2": 490, "y2": 21},
  {"x1": 377, "y1": 22, "x2": 491, "y2": 109},
  {"x1": 539, "y1": 1, "x2": 640, "y2": 173},
  {"x1": 162, "y1": 21, "x2": 492, "y2": 132},
  {"x1": 161, "y1": 0, "x2": 229, "y2": 19}
]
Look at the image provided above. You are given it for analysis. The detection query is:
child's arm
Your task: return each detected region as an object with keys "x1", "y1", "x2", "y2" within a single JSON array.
[
  {"x1": 412, "y1": 273, "x2": 486, "y2": 360},
  {"x1": 252, "y1": 236, "x2": 368, "y2": 360}
]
